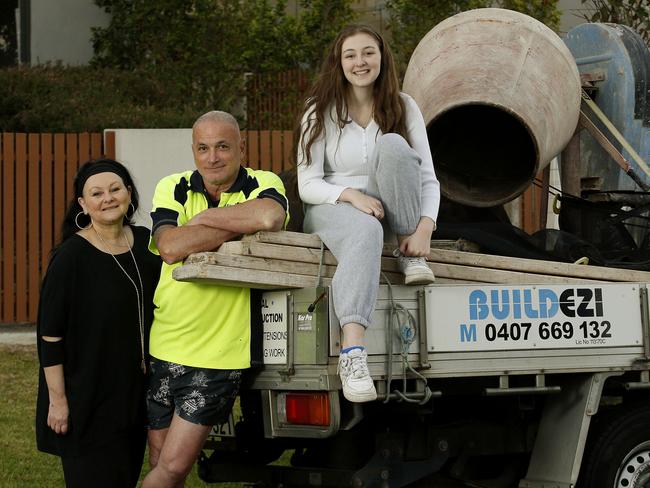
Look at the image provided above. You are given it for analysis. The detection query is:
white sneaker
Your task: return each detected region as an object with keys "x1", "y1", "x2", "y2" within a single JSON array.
[
  {"x1": 338, "y1": 348, "x2": 377, "y2": 402},
  {"x1": 393, "y1": 249, "x2": 435, "y2": 285}
]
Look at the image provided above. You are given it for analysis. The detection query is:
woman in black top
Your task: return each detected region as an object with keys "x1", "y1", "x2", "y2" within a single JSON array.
[{"x1": 36, "y1": 158, "x2": 161, "y2": 487}]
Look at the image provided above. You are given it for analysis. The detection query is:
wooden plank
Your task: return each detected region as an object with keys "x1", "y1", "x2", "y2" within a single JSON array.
[
  {"x1": 538, "y1": 167, "x2": 550, "y2": 231},
  {"x1": 185, "y1": 252, "x2": 404, "y2": 284},
  {"x1": 378, "y1": 256, "x2": 596, "y2": 283},
  {"x1": 427, "y1": 248, "x2": 650, "y2": 282},
  {"x1": 173, "y1": 263, "x2": 331, "y2": 289},
  {"x1": 428, "y1": 262, "x2": 597, "y2": 285},
  {"x1": 28, "y1": 134, "x2": 40, "y2": 321},
  {"x1": 250, "y1": 241, "x2": 338, "y2": 266},
  {"x1": 211, "y1": 241, "x2": 595, "y2": 284},
  {"x1": 242, "y1": 230, "x2": 321, "y2": 248},
  {"x1": 173, "y1": 263, "x2": 405, "y2": 288},
  {"x1": 104, "y1": 130, "x2": 116, "y2": 159},
  {"x1": 243, "y1": 231, "x2": 647, "y2": 281},
  {"x1": 176, "y1": 254, "x2": 588, "y2": 287},
  {"x1": 237, "y1": 241, "x2": 456, "y2": 277},
  {"x1": 15, "y1": 133, "x2": 28, "y2": 322},
  {"x1": 259, "y1": 130, "x2": 271, "y2": 171},
  {"x1": 90, "y1": 133, "x2": 103, "y2": 159},
  {"x1": 2, "y1": 133, "x2": 15, "y2": 322},
  {"x1": 560, "y1": 130, "x2": 581, "y2": 199},
  {"x1": 65, "y1": 133, "x2": 78, "y2": 202},
  {"x1": 267, "y1": 73, "x2": 274, "y2": 126},
  {"x1": 79, "y1": 132, "x2": 90, "y2": 164},
  {"x1": 189, "y1": 231, "x2": 649, "y2": 289},
  {"x1": 40, "y1": 134, "x2": 54, "y2": 280},
  {"x1": 244, "y1": 231, "x2": 480, "y2": 253},
  {"x1": 53, "y1": 134, "x2": 66, "y2": 243},
  {"x1": 283, "y1": 130, "x2": 293, "y2": 172},
  {"x1": 217, "y1": 240, "x2": 336, "y2": 265},
  {"x1": 559, "y1": 130, "x2": 582, "y2": 235},
  {"x1": 186, "y1": 251, "x2": 337, "y2": 276},
  {"x1": 246, "y1": 130, "x2": 260, "y2": 169},
  {"x1": 432, "y1": 277, "x2": 480, "y2": 284},
  {"x1": 271, "y1": 130, "x2": 283, "y2": 175},
  {"x1": 241, "y1": 130, "x2": 248, "y2": 165},
  {"x1": 433, "y1": 239, "x2": 481, "y2": 253},
  {"x1": 521, "y1": 186, "x2": 534, "y2": 234}
]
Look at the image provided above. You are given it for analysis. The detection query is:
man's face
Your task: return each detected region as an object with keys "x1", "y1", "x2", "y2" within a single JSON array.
[{"x1": 192, "y1": 119, "x2": 244, "y2": 191}]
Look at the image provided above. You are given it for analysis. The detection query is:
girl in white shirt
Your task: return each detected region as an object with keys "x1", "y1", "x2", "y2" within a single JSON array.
[{"x1": 297, "y1": 24, "x2": 440, "y2": 403}]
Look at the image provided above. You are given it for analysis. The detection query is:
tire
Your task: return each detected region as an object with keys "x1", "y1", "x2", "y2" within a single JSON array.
[{"x1": 578, "y1": 403, "x2": 650, "y2": 488}]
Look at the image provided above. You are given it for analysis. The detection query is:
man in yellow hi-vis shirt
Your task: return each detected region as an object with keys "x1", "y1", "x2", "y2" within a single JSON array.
[{"x1": 143, "y1": 110, "x2": 289, "y2": 488}]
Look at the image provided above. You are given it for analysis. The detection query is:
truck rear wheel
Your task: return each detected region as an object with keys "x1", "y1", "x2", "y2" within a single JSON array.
[{"x1": 579, "y1": 404, "x2": 650, "y2": 488}]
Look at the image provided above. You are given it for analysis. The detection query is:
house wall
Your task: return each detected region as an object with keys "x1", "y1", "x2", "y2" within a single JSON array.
[
  {"x1": 558, "y1": 0, "x2": 591, "y2": 35},
  {"x1": 29, "y1": 0, "x2": 109, "y2": 65},
  {"x1": 108, "y1": 129, "x2": 194, "y2": 228}
]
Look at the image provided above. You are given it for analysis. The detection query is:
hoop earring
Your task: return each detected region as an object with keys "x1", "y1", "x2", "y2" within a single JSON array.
[
  {"x1": 128, "y1": 203, "x2": 136, "y2": 217},
  {"x1": 75, "y1": 211, "x2": 91, "y2": 230}
]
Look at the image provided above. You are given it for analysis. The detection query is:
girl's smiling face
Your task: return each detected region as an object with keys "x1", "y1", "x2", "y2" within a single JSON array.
[{"x1": 340, "y1": 32, "x2": 381, "y2": 89}]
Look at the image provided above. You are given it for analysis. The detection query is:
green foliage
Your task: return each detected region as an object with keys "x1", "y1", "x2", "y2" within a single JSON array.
[
  {"x1": 386, "y1": 0, "x2": 561, "y2": 76},
  {"x1": 0, "y1": 1, "x2": 356, "y2": 132},
  {"x1": 294, "y1": 0, "x2": 358, "y2": 70},
  {"x1": 0, "y1": 0, "x2": 18, "y2": 66},
  {"x1": 499, "y1": 0, "x2": 561, "y2": 30},
  {"x1": 0, "y1": 65, "x2": 203, "y2": 132},
  {"x1": 386, "y1": 0, "x2": 489, "y2": 75},
  {"x1": 580, "y1": 0, "x2": 650, "y2": 44},
  {"x1": 91, "y1": 0, "x2": 356, "y2": 117}
]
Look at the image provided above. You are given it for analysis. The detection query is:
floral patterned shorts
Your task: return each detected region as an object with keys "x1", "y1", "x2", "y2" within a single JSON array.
[{"x1": 146, "y1": 356, "x2": 242, "y2": 429}]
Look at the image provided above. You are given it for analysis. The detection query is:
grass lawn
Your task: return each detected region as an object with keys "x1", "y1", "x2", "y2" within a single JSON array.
[{"x1": 0, "y1": 344, "x2": 242, "y2": 488}]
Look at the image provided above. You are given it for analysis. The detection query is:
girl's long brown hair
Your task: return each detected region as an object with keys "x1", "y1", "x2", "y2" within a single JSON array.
[{"x1": 298, "y1": 24, "x2": 408, "y2": 166}]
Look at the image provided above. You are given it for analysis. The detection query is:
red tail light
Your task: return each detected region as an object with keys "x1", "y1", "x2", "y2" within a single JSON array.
[{"x1": 284, "y1": 392, "x2": 331, "y2": 426}]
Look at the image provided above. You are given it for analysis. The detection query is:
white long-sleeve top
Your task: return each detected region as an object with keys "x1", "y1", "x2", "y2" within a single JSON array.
[{"x1": 297, "y1": 93, "x2": 440, "y2": 222}]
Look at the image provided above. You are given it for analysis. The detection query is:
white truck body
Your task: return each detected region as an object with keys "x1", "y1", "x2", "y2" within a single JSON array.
[{"x1": 198, "y1": 281, "x2": 650, "y2": 488}]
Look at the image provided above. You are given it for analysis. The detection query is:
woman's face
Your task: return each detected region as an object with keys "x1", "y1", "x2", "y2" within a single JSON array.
[
  {"x1": 78, "y1": 172, "x2": 131, "y2": 226},
  {"x1": 340, "y1": 32, "x2": 381, "y2": 89}
]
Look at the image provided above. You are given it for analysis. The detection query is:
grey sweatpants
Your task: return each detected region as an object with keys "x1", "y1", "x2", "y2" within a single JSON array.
[{"x1": 303, "y1": 133, "x2": 422, "y2": 328}]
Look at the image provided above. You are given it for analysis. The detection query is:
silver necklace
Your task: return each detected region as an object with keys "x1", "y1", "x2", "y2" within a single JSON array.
[{"x1": 93, "y1": 226, "x2": 146, "y2": 374}]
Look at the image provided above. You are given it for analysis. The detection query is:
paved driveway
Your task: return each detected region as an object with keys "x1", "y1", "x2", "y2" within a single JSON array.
[{"x1": 0, "y1": 325, "x2": 36, "y2": 345}]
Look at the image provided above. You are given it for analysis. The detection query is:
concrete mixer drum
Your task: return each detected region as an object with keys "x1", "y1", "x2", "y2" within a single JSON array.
[{"x1": 403, "y1": 8, "x2": 582, "y2": 207}]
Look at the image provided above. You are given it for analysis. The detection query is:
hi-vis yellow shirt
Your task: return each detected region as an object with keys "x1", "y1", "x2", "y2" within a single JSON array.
[{"x1": 148, "y1": 167, "x2": 289, "y2": 369}]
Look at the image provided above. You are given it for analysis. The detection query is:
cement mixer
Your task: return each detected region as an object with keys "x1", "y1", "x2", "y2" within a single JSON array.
[
  {"x1": 561, "y1": 22, "x2": 650, "y2": 253},
  {"x1": 403, "y1": 8, "x2": 582, "y2": 208},
  {"x1": 403, "y1": 8, "x2": 650, "y2": 271}
]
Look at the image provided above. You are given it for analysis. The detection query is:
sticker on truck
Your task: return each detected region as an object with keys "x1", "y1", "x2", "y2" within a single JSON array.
[
  {"x1": 426, "y1": 284, "x2": 644, "y2": 351},
  {"x1": 261, "y1": 291, "x2": 288, "y2": 364}
]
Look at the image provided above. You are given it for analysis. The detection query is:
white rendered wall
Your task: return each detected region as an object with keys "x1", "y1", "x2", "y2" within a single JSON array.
[
  {"x1": 107, "y1": 129, "x2": 193, "y2": 229},
  {"x1": 30, "y1": 0, "x2": 110, "y2": 65},
  {"x1": 558, "y1": 0, "x2": 589, "y2": 35}
]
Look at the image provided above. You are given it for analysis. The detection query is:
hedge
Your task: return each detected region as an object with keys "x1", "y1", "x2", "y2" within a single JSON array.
[{"x1": 0, "y1": 65, "x2": 231, "y2": 132}]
